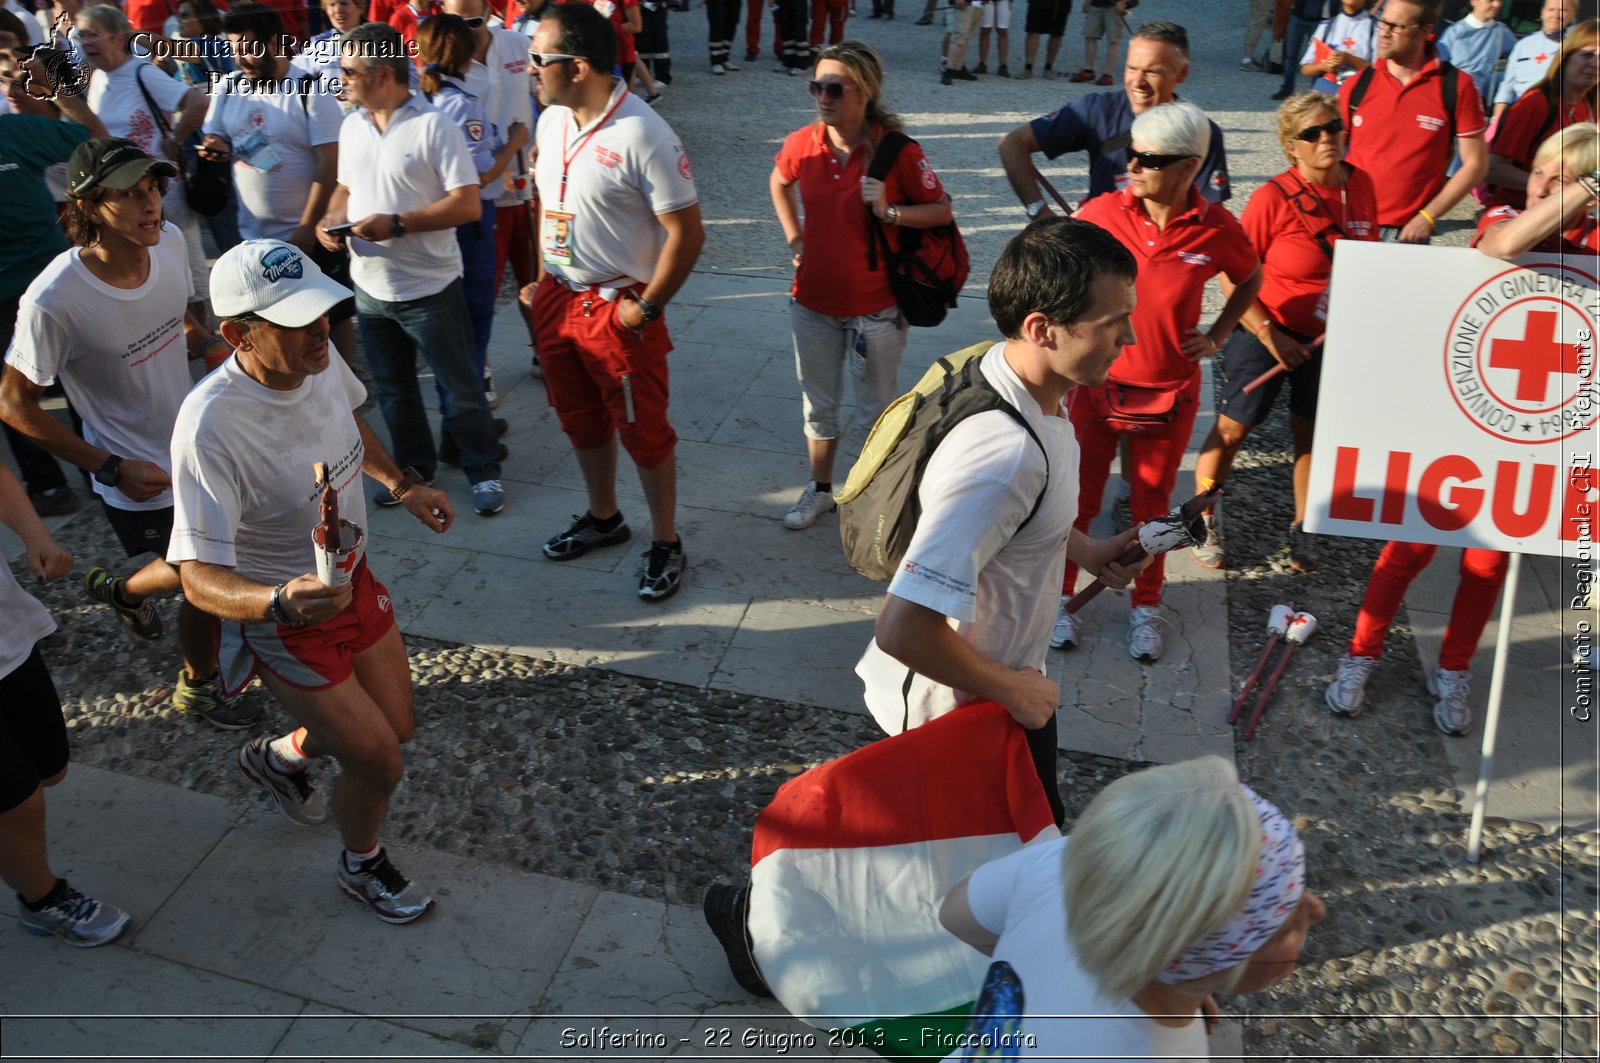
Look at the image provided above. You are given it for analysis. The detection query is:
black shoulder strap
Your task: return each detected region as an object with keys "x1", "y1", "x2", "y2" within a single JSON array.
[
  {"x1": 960, "y1": 358, "x2": 1050, "y2": 531},
  {"x1": 132, "y1": 62, "x2": 173, "y2": 138},
  {"x1": 1268, "y1": 173, "x2": 1340, "y2": 260},
  {"x1": 296, "y1": 73, "x2": 315, "y2": 115},
  {"x1": 1532, "y1": 80, "x2": 1562, "y2": 147},
  {"x1": 866, "y1": 130, "x2": 915, "y2": 271},
  {"x1": 1439, "y1": 59, "x2": 1457, "y2": 142},
  {"x1": 1346, "y1": 65, "x2": 1375, "y2": 116},
  {"x1": 1095, "y1": 130, "x2": 1131, "y2": 161}
]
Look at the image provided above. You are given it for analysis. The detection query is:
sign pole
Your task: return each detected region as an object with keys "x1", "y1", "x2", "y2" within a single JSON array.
[{"x1": 1467, "y1": 551, "x2": 1523, "y2": 863}]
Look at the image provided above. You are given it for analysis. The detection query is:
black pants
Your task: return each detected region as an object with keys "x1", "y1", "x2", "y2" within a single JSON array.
[
  {"x1": 872, "y1": 0, "x2": 894, "y2": 16},
  {"x1": 637, "y1": 2, "x2": 672, "y2": 81},
  {"x1": 1023, "y1": 712, "x2": 1066, "y2": 829},
  {"x1": 0, "y1": 291, "x2": 67, "y2": 495},
  {"x1": 707, "y1": 0, "x2": 741, "y2": 64},
  {"x1": 775, "y1": 0, "x2": 810, "y2": 67}
]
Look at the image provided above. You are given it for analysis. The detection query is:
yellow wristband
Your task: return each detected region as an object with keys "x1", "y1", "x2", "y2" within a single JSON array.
[{"x1": 1417, "y1": 208, "x2": 1437, "y2": 228}]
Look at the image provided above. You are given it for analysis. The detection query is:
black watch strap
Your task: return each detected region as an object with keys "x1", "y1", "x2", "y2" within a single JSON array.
[
  {"x1": 94, "y1": 454, "x2": 123, "y2": 487},
  {"x1": 633, "y1": 293, "x2": 662, "y2": 323}
]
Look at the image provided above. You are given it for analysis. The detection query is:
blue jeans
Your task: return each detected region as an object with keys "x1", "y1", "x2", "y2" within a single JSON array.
[
  {"x1": 356, "y1": 278, "x2": 502, "y2": 484},
  {"x1": 1278, "y1": 15, "x2": 1317, "y2": 95}
]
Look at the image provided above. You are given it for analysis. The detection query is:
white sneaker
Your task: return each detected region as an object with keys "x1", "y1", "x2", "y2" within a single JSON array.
[
  {"x1": 1325, "y1": 655, "x2": 1377, "y2": 716},
  {"x1": 483, "y1": 373, "x2": 498, "y2": 410},
  {"x1": 711, "y1": 63, "x2": 726, "y2": 74},
  {"x1": 1426, "y1": 666, "x2": 1473, "y2": 736},
  {"x1": 1050, "y1": 596, "x2": 1078, "y2": 649},
  {"x1": 1128, "y1": 604, "x2": 1165, "y2": 661},
  {"x1": 783, "y1": 481, "x2": 835, "y2": 529}
]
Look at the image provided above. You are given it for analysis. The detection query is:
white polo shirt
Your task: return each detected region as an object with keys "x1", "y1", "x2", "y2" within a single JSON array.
[
  {"x1": 532, "y1": 78, "x2": 698, "y2": 287},
  {"x1": 337, "y1": 93, "x2": 479, "y2": 302},
  {"x1": 462, "y1": 26, "x2": 534, "y2": 208}
]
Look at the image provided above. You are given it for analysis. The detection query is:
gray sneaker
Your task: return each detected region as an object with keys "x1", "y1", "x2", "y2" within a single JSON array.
[
  {"x1": 543, "y1": 512, "x2": 631, "y2": 560},
  {"x1": 783, "y1": 481, "x2": 835, "y2": 529},
  {"x1": 1190, "y1": 515, "x2": 1223, "y2": 569},
  {"x1": 338, "y1": 849, "x2": 434, "y2": 924},
  {"x1": 17, "y1": 881, "x2": 130, "y2": 947},
  {"x1": 1427, "y1": 667, "x2": 1473, "y2": 736},
  {"x1": 1325, "y1": 655, "x2": 1378, "y2": 716},
  {"x1": 238, "y1": 736, "x2": 328, "y2": 826}
]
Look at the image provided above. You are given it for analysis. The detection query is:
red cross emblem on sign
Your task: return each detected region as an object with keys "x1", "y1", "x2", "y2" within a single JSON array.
[{"x1": 1489, "y1": 309, "x2": 1582, "y2": 402}]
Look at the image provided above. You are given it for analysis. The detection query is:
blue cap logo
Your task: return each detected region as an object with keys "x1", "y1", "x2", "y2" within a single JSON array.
[{"x1": 260, "y1": 245, "x2": 304, "y2": 283}]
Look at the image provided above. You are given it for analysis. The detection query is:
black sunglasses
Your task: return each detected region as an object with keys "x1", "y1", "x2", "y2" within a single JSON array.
[
  {"x1": 1126, "y1": 149, "x2": 1196, "y2": 171},
  {"x1": 807, "y1": 79, "x2": 848, "y2": 100},
  {"x1": 1294, "y1": 117, "x2": 1344, "y2": 143}
]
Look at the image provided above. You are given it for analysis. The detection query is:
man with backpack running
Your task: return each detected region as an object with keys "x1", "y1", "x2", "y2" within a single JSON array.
[
  {"x1": 853, "y1": 217, "x2": 1148, "y2": 828},
  {"x1": 1338, "y1": 0, "x2": 1486, "y2": 242}
]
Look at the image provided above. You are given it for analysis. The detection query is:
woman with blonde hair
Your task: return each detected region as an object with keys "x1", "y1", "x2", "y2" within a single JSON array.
[
  {"x1": 1324, "y1": 123, "x2": 1600, "y2": 735},
  {"x1": 770, "y1": 40, "x2": 953, "y2": 530},
  {"x1": 939, "y1": 756, "x2": 1325, "y2": 1058},
  {"x1": 1189, "y1": 90, "x2": 1379, "y2": 574}
]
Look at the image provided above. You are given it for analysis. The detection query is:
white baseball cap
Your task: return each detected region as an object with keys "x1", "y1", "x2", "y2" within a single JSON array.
[{"x1": 211, "y1": 240, "x2": 353, "y2": 329}]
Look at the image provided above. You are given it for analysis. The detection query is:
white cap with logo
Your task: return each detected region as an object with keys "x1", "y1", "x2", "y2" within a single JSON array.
[{"x1": 211, "y1": 240, "x2": 353, "y2": 329}]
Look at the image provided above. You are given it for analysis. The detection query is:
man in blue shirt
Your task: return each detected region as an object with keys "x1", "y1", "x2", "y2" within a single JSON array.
[
  {"x1": 1493, "y1": 0, "x2": 1573, "y2": 119},
  {"x1": 997, "y1": 19, "x2": 1228, "y2": 218}
]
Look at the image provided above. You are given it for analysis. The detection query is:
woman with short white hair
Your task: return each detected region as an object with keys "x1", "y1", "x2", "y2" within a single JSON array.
[{"x1": 939, "y1": 756, "x2": 1325, "y2": 1060}]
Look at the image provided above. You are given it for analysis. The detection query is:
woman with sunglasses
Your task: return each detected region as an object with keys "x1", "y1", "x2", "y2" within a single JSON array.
[
  {"x1": 1057, "y1": 101, "x2": 1260, "y2": 660},
  {"x1": 1189, "y1": 92, "x2": 1377, "y2": 574},
  {"x1": 1323, "y1": 122, "x2": 1600, "y2": 735},
  {"x1": 769, "y1": 40, "x2": 952, "y2": 530}
]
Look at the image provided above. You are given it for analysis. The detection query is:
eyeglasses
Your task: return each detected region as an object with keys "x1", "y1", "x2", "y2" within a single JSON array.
[
  {"x1": 1293, "y1": 117, "x2": 1344, "y2": 142},
  {"x1": 529, "y1": 52, "x2": 578, "y2": 69},
  {"x1": 807, "y1": 79, "x2": 849, "y2": 100},
  {"x1": 1374, "y1": 16, "x2": 1420, "y2": 33},
  {"x1": 337, "y1": 64, "x2": 365, "y2": 77},
  {"x1": 1126, "y1": 149, "x2": 1196, "y2": 171}
]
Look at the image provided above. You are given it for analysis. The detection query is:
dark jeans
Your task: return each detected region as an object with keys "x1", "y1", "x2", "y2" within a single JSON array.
[
  {"x1": 707, "y1": 0, "x2": 741, "y2": 64},
  {"x1": 1278, "y1": 14, "x2": 1317, "y2": 96},
  {"x1": 0, "y1": 291, "x2": 67, "y2": 494},
  {"x1": 638, "y1": 2, "x2": 672, "y2": 80},
  {"x1": 356, "y1": 277, "x2": 502, "y2": 484}
]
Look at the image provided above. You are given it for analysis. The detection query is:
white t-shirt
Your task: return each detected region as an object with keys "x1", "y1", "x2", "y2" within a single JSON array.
[
  {"x1": 955, "y1": 836, "x2": 1208, "y2": 1063},
  {"x1": 463, "y1": 27, "x2": 533, "y2": 207},
  {"x1": 532, "y1": 78, "x2": 698, "y2": 287},
  {"x1": 167, "y1": 350, "x2": 369, "y2": 585},
  {"x1": 0, "y1": 561, "x2": 56, "y2": 681},
  {"x1": 86, "y1": 57, "x2": 192, "y2": 221},
  {"x1": 1496, "y1": 29, "x2": 1565, "y2": 105},
  {"x1": 1299, "y1": 9, "x2": 1378, "y2": 86},
  {"x1": 338, "y1": 94, "x2": 479, "y2": 302},
  {"x1": 203, "y1": 71, "x2": 343, "y2": 241},
  {"x1": 6, "y1": 223, "x2": 194, "y2": 512},
  {"x1": 856, "y1": 344, "x2": 1080, "y2": 735}
]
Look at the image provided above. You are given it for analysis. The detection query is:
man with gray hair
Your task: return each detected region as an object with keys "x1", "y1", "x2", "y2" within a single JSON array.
[
  {"x1": 998, "y1": 20, "x2": 1229, "y2": 217},
  {"x1": 318, "y1": 21, "x2": 509, "y2": 516}
]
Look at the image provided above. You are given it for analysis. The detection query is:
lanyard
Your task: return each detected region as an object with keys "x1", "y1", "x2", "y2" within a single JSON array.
[{"x1": 558, "y1": 91, "x2": 627, "y2": 210}]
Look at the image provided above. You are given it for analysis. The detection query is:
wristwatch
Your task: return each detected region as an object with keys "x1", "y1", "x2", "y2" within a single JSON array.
[
  {"x1": 631, "y1": 293, "x2": 662, "y2": 325},
  {"x1": 1024, "y1": 199, "x2": 1046, "y2": 219},
  {"x1": 390, "y1": 212, "x2": 406, "y2": 237},
  {"x1": 94, "y1": 454, "x2": 124, "y2": 487},
  {"x1": 389, "y1": 466, "x2": 424, "y2": 502}
]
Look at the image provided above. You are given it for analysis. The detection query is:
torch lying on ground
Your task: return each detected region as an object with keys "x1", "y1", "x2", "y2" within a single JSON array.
[
  {"x1": 1229, "y1": 604, "x2": 1294, "y2": 725},
  {"x1": 1234, "y1": 610, "x2": 1318, "y2": 740},
  {"x1": 1065, "y1": 484, "x2": 1222, "y2": 614}
]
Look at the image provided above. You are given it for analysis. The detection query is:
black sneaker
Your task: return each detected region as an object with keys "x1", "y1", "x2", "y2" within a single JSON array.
[
  {"x1": 439, "y1": 419, "x2": 509, "y2": 466},
  {"x1": 83, "y1": 566, "x2": 162, "y2": 640},
  {"x1": 702, "y1": 884, "x2": 773, "y2": 997},
  {"x1": 543, "y1": 512, "x2": 632, "y2": 560},
  {"x1": 973, "y1": 61, "x2": 988, "y2": 74},
  {"x1": 638, "y1": 538, "x2": 685, "y2": 601},
  {"x1": 952, "y1": 66, "x2": 978, "y2": 81},
  {"x1": 29, "y1": 485, "x2": 78, "y2": 516}
]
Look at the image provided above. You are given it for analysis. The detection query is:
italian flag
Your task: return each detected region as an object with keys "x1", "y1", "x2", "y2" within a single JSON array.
[{"x1": 747, "y1": 701, "x2": 1058, "y2": 1059}]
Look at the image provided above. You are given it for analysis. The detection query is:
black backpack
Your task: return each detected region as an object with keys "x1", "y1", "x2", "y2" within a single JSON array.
[
  {"x1": 865, "y1": 132, "x2": 971, "y2": 328},
  {"x1": 1346, "y1": 58, "x2": 1460, "y2": 142}
]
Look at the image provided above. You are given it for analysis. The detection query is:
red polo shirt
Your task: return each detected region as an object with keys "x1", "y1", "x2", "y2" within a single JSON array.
[
  {"x1": 1472, "y1": 204, "x2": 1600, "y2": 254},
  {"x1": 1242, "y1": 165, "x2": 1379, "y2": 337},
  {"x1": 1339, "y1": 56, "x2": 1486, "y2": 227},
  {"x1": 1074, "y1": 187, "x2": 1258, "y2": 388},
  {"x1": 1487, "y1": 89, "x2": 1596, "y2": 209},
  {"x1": 775, "y1": 123, "x2": 948, "y2": 318}
]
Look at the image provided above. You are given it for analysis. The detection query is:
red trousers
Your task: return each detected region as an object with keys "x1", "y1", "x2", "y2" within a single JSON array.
[
  {"x1": 809, "y1": 0, "x2": 847, "y2": 45},
  {"x1": 1348, "y1": 542, "x2": 1509, "y2": 671},
  {"x1": 493, "y1": 202, "x2": 536, "y2": 297},
  {"x1": 747, "y1": 0, "x2": 781, "y2": 57},
  {"x1": 1061, "y1": 376, "x2": 1201, "y2": 607}
]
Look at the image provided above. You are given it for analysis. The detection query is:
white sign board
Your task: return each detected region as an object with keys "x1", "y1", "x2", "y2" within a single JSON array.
[{"x1": 1306, "y1": 243, "x2": 1599, "y2": 558}]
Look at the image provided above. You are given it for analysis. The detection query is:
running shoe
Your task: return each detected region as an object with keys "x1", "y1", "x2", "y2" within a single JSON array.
[
  {"x1": 543, "y1": 512, "x2": 632, "y2": 560},
  {"x1": 175, "y1": 670, "x2": 262, "y2": 729},
  {"x1": 238, "y1": 735, "x2": 328, "y2": 826},
  {"x1": 1325, "y1": 655, "x2": 1377, "y2": 716},
  {"x1": 638, "y1": 539, "x2": 685, "y2": 601},
  {"x1": 83, "y1": 566, "x2": 162, "y2": 640},
  {"x1": 338, "y1": 849, "x2": 434, "y2": 924},
  {"x1": 17, "y1": 880, "x2": 130, "y2": 947}
]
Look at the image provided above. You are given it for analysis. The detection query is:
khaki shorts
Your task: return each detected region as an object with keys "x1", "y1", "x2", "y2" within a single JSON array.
[
  {"x1": 1082, "y1": 5, "x2": 1123, "y2": 39},
  {"x1": 949, "y1": 2, "x2": 984, "y2": 46}
]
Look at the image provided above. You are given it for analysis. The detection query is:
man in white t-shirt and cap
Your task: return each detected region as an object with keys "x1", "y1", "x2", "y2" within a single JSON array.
[
  {"x1": 527, "y1": 1, "x2": 704, "y2": 601},
  {"x1": 0, "y1": 137, "x2": 247, "y2": 728},
  {"x1": 168, "y1": 238, "x2": 455, "y2": 925},
  {"x1": 317, "y1": 21, "x2": 508, "y2": 517}
]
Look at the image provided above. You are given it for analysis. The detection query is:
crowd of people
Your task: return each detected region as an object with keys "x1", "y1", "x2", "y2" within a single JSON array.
[{"x1": 0, "y1": 1, "x2": 1593, "y2": 1056}]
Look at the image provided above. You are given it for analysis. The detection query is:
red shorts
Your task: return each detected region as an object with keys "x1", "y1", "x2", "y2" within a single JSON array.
[
  {"x1": 217, "y1": 560, "x2": 396, "y2": 698},
  {"x1": 531, "y1": 279, "x2": 678, "y2": 468}
]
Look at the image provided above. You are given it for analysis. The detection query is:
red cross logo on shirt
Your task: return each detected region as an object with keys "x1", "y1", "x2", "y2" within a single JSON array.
[
  {"x1": 1534, "y1": 51, "x2": 1549, "y2": 62},
  {"x1": 1342, "y1": 36, "x2": 1357, "y2": 49},
  {"x1": 1489, "y1": 309, "x2": 1581, "y2": 402}
]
